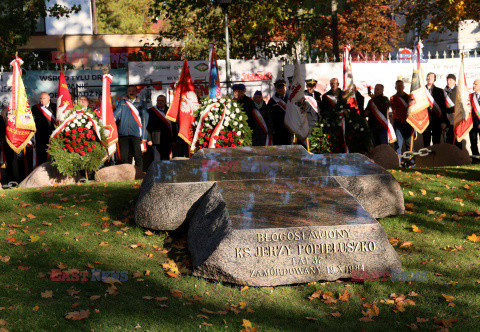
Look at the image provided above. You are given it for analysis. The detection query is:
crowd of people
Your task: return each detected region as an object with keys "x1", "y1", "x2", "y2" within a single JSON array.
[{"x1": 1, "y1": 72, "x2": 479, "y2": 186}]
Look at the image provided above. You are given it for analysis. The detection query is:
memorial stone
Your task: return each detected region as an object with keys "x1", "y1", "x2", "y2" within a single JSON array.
[{"x1": 135, "y1": 146, "x2": 404, "y2": 286}]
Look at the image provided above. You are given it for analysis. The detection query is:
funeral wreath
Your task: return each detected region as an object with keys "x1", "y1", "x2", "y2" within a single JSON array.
[
  {"x1": 47, "y1": 105, "x2": 108, "y2": 177},
  {"x1": 191, "y1": 96, "x2": 252, "y2": 150}
]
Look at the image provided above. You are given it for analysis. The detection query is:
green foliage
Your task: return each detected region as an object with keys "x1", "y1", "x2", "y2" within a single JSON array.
[
  {"x1": 149, "y1": 0, "x2": 402, "y2": 59},
  {"x1": 394, "y1": 0, "x2": 480, "y2": 40},
  {"x1": 47, "y1": 105, "x2": 108, "y2": 177},
  {"x1": 310, "y1": 98, "x2": 372, "y2": 154},
  {"x1": 96, "y1": 0, "x2": 155, "y2": 34},
  {"x1": 0, "y1": 0, "x2": 80, "y2": 68}
]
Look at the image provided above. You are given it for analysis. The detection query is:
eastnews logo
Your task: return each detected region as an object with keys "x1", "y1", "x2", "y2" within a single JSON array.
[
  {"x1": 50, "y1": 269, "x2": 128, "y2": 282},
  {"x1": 352, "y1": 269, "x2": 428, "y2": 282}
]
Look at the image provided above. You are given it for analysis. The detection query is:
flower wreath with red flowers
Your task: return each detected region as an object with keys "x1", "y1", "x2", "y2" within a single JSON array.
[
  {"x1": 47, "y1": 104, "x2": 108, "y2": 177},
  {"x1": 190, "y1": 96, "x2": 252, "y2": 151}
]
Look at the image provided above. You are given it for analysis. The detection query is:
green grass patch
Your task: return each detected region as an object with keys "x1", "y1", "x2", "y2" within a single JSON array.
[{"x1": 0, "y1": 165, "x2": 479, "y2": 331}]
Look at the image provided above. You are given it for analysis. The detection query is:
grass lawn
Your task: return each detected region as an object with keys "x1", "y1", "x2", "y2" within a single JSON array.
[{"x1": 0, "y1": 165, "x2": 479, "y2": 331}]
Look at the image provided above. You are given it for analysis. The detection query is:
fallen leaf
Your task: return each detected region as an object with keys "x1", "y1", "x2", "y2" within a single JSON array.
[
  {"x1": 305, "y1": 316, "x2": 318, "y2": 320},
  {"x1": 65, "y1": 310, "x2": 90, "y2": 320},
  {"x1": 144, "y1": 230, "x2": 154, "y2": 236},
  {"x1": 338, "y1": 289, "x2": 350, "y2": 302},
  {"x1": 57, "y1": 263, "x2": 68, "y2": 270},
  {"x1": 32, "y1": 306, "x2": 39, "y2": 311},
  {"x1": 29, "y1": 235, "x2": 40, "y2": 243},
  {"x1": 359, "y1": 317, "x2": 374, "y2": 322},
  {"x1": 442, "y1": 294, "x2": 455, "y2": 302},
  {"x1": 42, "y1": 221, "x2": 52, "y2": 226},
  {"x1": 467, "y1": 234, "x2": 480, "y2": 243},
  {"x1": 389, "y1": 237, "x2": 399, "y2": 246},
  {"x1": 142, "y1": 296, "x2": 154, "y2": 300},
  {"x1": 41, "y1": 290, "x2": 53, "y2": 298},
  {"x1": 446, "y1": 281, "x2": 458, "y2": 286},
  {"x1": 240, "y1": 286, "x2": 249, "y2": 293},
  {"x1": 80, "y1": 222, "x2": 90, "y2": 227},
  {"x1": 330, "y1": 311, "x2": 342, "y2": 317},
  {"x1": 26, "y1": 213, "x2": 36, "y2": 219},
  {"x1": 192, "y1": 295, "x2": 203, "y2": 301},
  {"x1": 412, "y1": 225, "x2": 422, "y2": 233},
  {"x1": 399, "y1": 241, "x2": 413, "y2": 248},
  {"x1": 0, "y1": 256, "x2": 11, "y2": 263},
  {"x1": 89, "y1": 295, "x2": 101, "y2": 301},
  {"x1": 434, "y1": 318, "x2": 458, "y2": 328},
  {"x1": 420, "y1": 189, "x2": 427, "y2": 195},
  {"x1": 99, "y1": 242, "x2": 109, "y2": 247},
  {"x1": 170, "y1": 289, "x2": 183, "y2": 298}
]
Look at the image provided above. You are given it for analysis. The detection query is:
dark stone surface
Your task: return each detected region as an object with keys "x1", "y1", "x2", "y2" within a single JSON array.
[
  {"x1": 134, "y1": 147, "x2": 402, "y2": 229},
  {"x1": 134, "y1": 146, "x2": 404, "y2": 285},
  {"x1": 415, "y1": 143, "x2": 471, "y2": 167},
  {"x1": 189, "y1": 177, "x2": 401, "y2": 286},
  {"x1": 366, "y1": 144, "x2": 401, "y2": 169}
]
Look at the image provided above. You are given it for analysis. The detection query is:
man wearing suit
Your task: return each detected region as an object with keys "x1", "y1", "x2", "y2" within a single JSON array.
[
  {"x1": 423, "y1": 72, "x2": 448, "y2": 146},
  {"x1": 147, "y1": 94, "x2": 174, "y2": 161},
  {"x1": 470, "y1": 79, "x2": 480, "y2": 162},
  {"x1": 321, "y1": 78, "x2": 342, "y2": 115},
  {"x1": 31, "y1": 92, "x2": 57, "y2": 165},
  {"x1": 444, "y1": 74, "x2": 462, "y2": 148}
]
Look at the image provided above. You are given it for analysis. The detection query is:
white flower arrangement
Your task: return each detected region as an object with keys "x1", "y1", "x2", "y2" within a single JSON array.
[{"x1": 192, "y1": 96, "x2": 252, "y2": 149}]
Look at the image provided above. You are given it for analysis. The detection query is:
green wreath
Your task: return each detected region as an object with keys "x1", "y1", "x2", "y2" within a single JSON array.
[{"x1": 47, "y1": 105, "x2": 108, "y2": 177}]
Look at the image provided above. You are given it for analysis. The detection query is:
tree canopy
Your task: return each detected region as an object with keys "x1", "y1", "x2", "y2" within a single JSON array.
[
  {"x1": 0, "y1": 0, "x2": 80, "y2": 67},
  {"x1": 393, "y1": 0, "x2": 480, "y2": 40},
  {"x1": 95, "y1": 0, "x2": 155, "y2": 34},
  {"x1": 149, "y1": 0, "x2": 403, "y2": 60}
]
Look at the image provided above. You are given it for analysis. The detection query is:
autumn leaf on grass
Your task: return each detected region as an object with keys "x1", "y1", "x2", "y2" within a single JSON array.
[
  {"x1": 65, "y1": 310, "x2": 90, "y2": 320},
  {"x1": 399, "y1": 241, "x2": 413, "y2": 249},
  {"x1": 42, "y1": 221, "x2": 52, "y2": 226},
  {"x1": 305, "y1": 316, "x2": 318, "y2": 320},
  {"x1": 107, "y1": 285, "x2": 118, "y2": 296},
  {"x1": 57, "y1": 263, "x2": 68, "y2": 270},
  {"x1": 144, "y1": 230, "x2": 154, "y2": 236},
  {"x1": 0, "y1": 256, "x2": 10, "y2": 263},
  {"x1": 89, "y1": 295, "x2": 101, "y2": 301},
  {"x1": 112, "y1": 220, "x2": 125, "y2": 227},
  {"x1": 330, "y1": 311, "x2": 342, "y2": 317},
  {"x1": 29, "y1": 235, "x2": 40, "y2": 243},
  {"x1": 338, "y1": 289, "x2": 350, "y2": 302},
  {"x1": 41, "y1": 290, "x2": 53, "y2": 298},
  {"x1": 99, "y1": 242, "x2": 109, "y2": 247},
  {"x1": 308, "y1": 289, "x2": 323, "y2": 300},
  {"x1": 442, "y1": 294, "x2": 455, "y2": 303},
  {"x1": 142, "y1": 296, "x2": 154, "y2": 300},
  {"x1": 170, "y1": 289, "x2": 183, "y2": 298},
  {"x1": 162, "y1": 259, "x2": 180, "y2": 278},
  {"x1": 32, "y1": 306, "x2": 39, "y2": 311},
  {"x1": 80, "y1": 222, "x2": 90, "y2": 227},
  {"x1": 405, "y1": 202, "x2": 415, "y2": 210},
  {"x1": 192, "y1": 295, "x2": 204, "y2": 301},
  {"x1": 420, "y1": 189, "x2": 427, "y2": 195},
  {"x1": 434, "y1": 318, "x2": 458, "y2": 328},
  {"x1": 362, "y1": 304, "x2": 380, "y2": 318},
  {"x1": 240, "y1": 286, "x2": 249, "y2": 293},
  {"x1": 412, "y1": 225, "x2": 422, "y2": 233},
  {"x1": 467, "y1": 233, "x2": 480, "y2": 243},
  {"x1": 26, "y1": 213, "x2": 36, "y2": 219},
  {"x1": 389, "y1": 237, "x2": 399, "y2": 247},
  {"x1": 241, "y1": 319, "x2": 256, "y2": 332}
]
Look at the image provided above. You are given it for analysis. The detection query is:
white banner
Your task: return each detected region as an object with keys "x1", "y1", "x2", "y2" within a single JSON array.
[
  {"x1": 128, "y1": 59, "x2": 283, "y2": 104},
  {"x1": 284, "y1": 58, "x2": 480, "y2": 100}
]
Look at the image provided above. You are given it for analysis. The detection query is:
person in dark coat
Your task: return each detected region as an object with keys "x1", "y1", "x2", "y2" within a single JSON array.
[
  {"x1": 423, "y1": 72, "x2": 448, "y2": 146},
  {"x1": 444, "y1": 74, "x2": 462, "y2": 148},
  {"x1": 365, "y1": 84, "x2": 391, "y2": 147},
  {"x1": 232, "y1": 84, "x2": 256, "y2": 136},
  {"x1": 31, "y1": 92, "x2": 57, "y2": 165},
  {"x1": 251, "y1": 90, "x2": 272, "y2": 146},
  {"x1": 267, "y1": 79, "x2": 292, "y2": 145},
  {"x1": 321, "y1": 78, "x2": 342, "y2": 115},
  {"x1": 354, "y1": 85, "x2": 365, "y2": 116},
  {"x1": 147, "y1": 94, "x2": 174, "y2": 161}
]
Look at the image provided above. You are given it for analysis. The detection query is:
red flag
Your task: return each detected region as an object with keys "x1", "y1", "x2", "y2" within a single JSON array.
[
  {"x1": 454, "y1": 58, "x2": 473, "y2": 142},
  {"x1": 56, "y1": 71, "x2": 74, "y2": 122},
  {"x1": 6, "y1": 57, "x2": 36, "y2": 154},
  {"x1": 100, "y1": 74, "x2": 118, "y2": 157},
  {"x1": 166, "y1": 60, "x2": 199, "y2": 145}
]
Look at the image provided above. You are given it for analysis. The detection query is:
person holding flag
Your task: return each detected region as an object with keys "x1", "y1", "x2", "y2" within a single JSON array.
[
  {"x1": 365, "y1": 84, "x2": 396, "y2": 146},
  {"x1": 147, "y1": 94, "x2": 174, "y2": 160},
  {"x1": 114, "y1": 85, "x2": 147, "y2": 170},
  {"x1": 31, "y1": 92, "x2": 56, "y2": 166}
]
